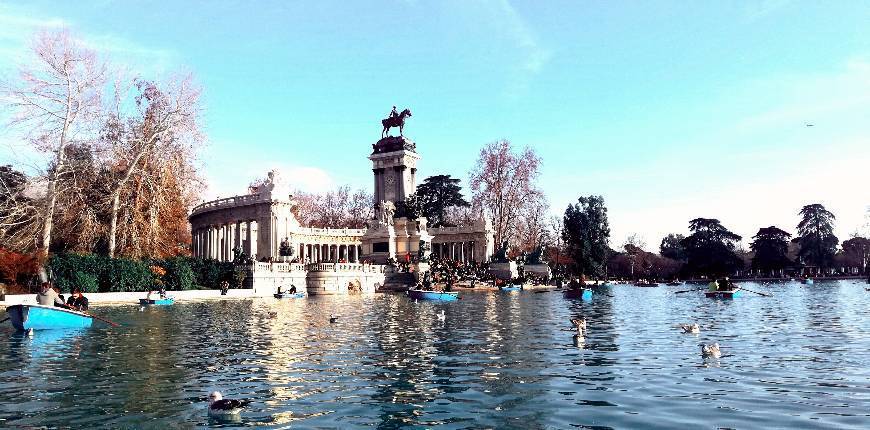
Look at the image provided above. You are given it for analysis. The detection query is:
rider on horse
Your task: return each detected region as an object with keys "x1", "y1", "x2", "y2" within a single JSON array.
[{"x1": 389, "y1": 106, "x2": 398, "y2": 120}]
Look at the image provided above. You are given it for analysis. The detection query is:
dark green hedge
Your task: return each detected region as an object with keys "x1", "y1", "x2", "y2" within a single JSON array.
[{"x1": 47, "y1": 253, "x2": 242, "y2": 293}]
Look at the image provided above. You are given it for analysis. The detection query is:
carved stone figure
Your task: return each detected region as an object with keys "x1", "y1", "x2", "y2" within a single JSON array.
[
  {"x1": 491, "y1": 240, "x2": 511, "y2": 263},
  {"x1": 527, "y1": 245, "x2": 546, "y2": 264},
  {"x1": 381, "y1": 108, "x2": 412, "y2": 138},
  {"x1": 418, "y1": 240, "x2": 432, "y2": 262},
  {"x1": 379, "y1": 200, "x2": 396, "y2": 225},
  {"x1": 279, "y1": 237, "x2": 294, "y2": 257}
]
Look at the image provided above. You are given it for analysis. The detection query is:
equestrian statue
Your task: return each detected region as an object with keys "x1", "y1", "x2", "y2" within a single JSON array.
[{"x1": 381, "y1": 105, "x2": 412, "y2": 138}]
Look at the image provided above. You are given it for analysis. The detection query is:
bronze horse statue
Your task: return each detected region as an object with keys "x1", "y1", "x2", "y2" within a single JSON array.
[{"x1": 382, "y1": 108, "x2": 412, "y2": 138}]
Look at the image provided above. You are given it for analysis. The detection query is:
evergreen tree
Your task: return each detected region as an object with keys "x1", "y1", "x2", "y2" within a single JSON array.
[
  {"x1": 416, "y1": 175, "x2": 470, "y2": 227},
  {"x1": 796, "y1": 204, "x2": 838, "y2": 269},
  {"x1": 562, "y1": 195, "x2": 610, "y2": 277},
  {"x1": 659, "y1": 233, "x2": 686, "y2": 261},
  {"x1": 750, "y1": 226, "x2": 792, "y2": 274},
  {"x1": 680, "y1": 218, "x2": 743, "y2": 277}
]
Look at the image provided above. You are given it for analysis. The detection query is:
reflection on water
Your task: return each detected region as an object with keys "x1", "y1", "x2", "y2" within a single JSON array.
[{"x1": 1, "y1": 280, "x2": 869, "y2": 428}]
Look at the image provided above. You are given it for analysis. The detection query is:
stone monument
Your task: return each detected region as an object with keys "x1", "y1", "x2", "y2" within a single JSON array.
[
  {"x1": 361, "y1": 107, "x2": 433, "y2": 263},
  {"x1": 523, "y1": 245, "x2": 551, "y2": 279},
  {"x1": 488, "y1": 240, "x2": 519, "y2": 280}
]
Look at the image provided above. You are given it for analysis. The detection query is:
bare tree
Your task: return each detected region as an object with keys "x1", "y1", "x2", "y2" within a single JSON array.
[
  {"x1": 469, "y1": 139, "x2": 542, "y2": 247},
  {"x1": 1, "y1": 30, "x2": 106, "y2": 257},
  {"x1": 516, "y1": 189, "x2": 550, "y2": 251},
  {"x1": 101, "y1": 76, "x2": 201, "y2": 257}
]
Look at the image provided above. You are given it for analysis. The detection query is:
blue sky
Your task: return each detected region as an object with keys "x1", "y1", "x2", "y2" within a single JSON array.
[{"x1": 1, "y1": 0, "x2": 869, "y2": 248}]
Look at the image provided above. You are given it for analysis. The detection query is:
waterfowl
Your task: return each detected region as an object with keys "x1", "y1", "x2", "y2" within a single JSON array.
[
  {"x1": 329, "y1": 314, "x2": 338, "y2": 323},
  {"x1": 437, "y1": 310, "x2": 446, "y2": 321},
  {"x1": 570, "y1": 318, "x2": 587, "y2": 332},
  {"x1": 679, "y1": 323, "x2": 700, "y2": 334},
  {"x1": 700, "y1": 343, "x2": 721, "y2": 358},
  {"x1": 207, "y1": 391, "x2": 251, "y2": 417}
]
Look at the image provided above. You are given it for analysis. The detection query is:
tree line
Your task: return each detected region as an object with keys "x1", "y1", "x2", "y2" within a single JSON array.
[{"x1": 561, "y1": 199, "x2": 869, "y2": 279}]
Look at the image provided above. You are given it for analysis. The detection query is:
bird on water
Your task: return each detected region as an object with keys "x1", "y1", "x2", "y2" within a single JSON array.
[
  {"x1": 700, "y1": 343, "x2": 721, "y2": 358},
  {"x1": 678, "y1": 323, "x2": 700, "y2": 334},
  {"x1": 207, "y1": 391, "x2": 251, "y2": 417}
]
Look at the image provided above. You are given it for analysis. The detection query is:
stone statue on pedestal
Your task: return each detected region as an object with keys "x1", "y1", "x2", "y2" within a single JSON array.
[
  {"x1": 381, "y1": 107, "x2": 412, "y2": 138},
  {"x1": 491, "y1": 240, "x2": 511, "y2": 263},
  {"x1": 527, "y1": 245, "x2": 546, "y2": 264},
  {"x1": 377, "y1": 200, "x2": 396, "y2": 226}
]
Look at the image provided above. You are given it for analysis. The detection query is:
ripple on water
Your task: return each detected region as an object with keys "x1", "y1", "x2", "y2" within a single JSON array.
[{"x1": 0, "y1": 281, "x2": 869, "y2": 428}]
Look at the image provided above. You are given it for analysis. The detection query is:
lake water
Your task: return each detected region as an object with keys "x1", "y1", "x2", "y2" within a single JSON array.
[{"x1": 1, "y1": 280, "x2": 869, "y2": 429}]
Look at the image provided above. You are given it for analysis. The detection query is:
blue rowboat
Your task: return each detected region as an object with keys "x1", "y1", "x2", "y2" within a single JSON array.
[
  {"x1": 564, "y1": 289, "x2": 592, "y2": 300},
  {"x1": 408, "y1": 289, "x2": 459, "y2": 301},
  {"x1": 139, "y1": 297, "x2": 175, "y2": 305},
  {"x1": 802, "y1": 278, "x2": 814, "y2": 285},
  {"x1": 704, "y1": 290, "x2": 743, "y2": 299},
  {"x1": 499, "y1": 285, "x2": 522, "y2": 292},
  {"x1": 5, "y1": 304, "x2": 93, "y2": 330},
  {"x1": 274, "y1": 292, "x2": 306, "y2": 299}
]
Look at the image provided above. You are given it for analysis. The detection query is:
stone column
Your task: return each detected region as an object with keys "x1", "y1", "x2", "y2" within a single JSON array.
[
  {"x1": 357, "y1": 245, "x2": 362, "y2": 262},
  {"x1": 250, "y1": 221, "x2": 258, "y2": 260}
]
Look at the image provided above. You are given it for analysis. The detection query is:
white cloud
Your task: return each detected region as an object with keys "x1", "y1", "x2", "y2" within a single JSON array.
[{"x1": 198, "y1": 151, "x2": 337, "y2": 203}]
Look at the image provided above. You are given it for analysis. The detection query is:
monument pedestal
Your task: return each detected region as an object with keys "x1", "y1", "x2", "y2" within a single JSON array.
[
  {"x1": 360, "y1": 224, "x2": 397, "y2": 264},
  {"x1": 524, "y1": 263, "x2": 551, "y2": 279},
  {"x1": 488, "y1": 262, "x2": 518, "y2": 280}
]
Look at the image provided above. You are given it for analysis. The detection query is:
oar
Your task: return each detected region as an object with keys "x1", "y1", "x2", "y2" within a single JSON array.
[
  {"x1": 673, "y1": 287, "x2": 706, "y2": 294},
  {"x1": 0, "y1": 317, "x2": 9, "y2": 324},
  {"x1": 736, "y1": 286, "x2": 772, "y2": 297},
  {"x1": 87, "y1": 313, "x2": 120, "y2": 327}
]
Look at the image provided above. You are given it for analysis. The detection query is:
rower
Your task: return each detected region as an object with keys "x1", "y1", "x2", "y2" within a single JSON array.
[
  {"x1": 288, "y1": 284, "x2": 297, "y2": 294},
  {"x1": 707, "y1": 279, "x2": 719, "y2": 292},
  {"x1": 36, "y1": 282, "x2": 65, "y2": 307},
  {"x1": 66, "y1": 288, "x2": 89, "y2": 311}
]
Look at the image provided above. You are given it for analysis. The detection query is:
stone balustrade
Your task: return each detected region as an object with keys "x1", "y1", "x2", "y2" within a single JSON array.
[
  {"x1": 191, "y1": 193, "x2": 269, "y2": 216},
  {"x1": 306, "y1": 262, "x2": 387, "y2": 273}
]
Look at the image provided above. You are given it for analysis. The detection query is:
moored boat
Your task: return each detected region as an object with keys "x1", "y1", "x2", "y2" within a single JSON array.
[
  {"x1": 139, "y1": 297, "x2": 175, "y2": 305},
  {"x1": 408, "y1": 289, "x2": 459, "y2": 301},
  {"x1": 273, "y1": 292, "x2": 306, "y2": 299},
  {"x1": 5, "y1": 304, "x2": 94, "y2": 330},
  {"x1": 563, "y1": 288, "x2": 593, "y2": 300},
  {"x1": 704, "y1": 289, "x2": 743, "y2": 299}
]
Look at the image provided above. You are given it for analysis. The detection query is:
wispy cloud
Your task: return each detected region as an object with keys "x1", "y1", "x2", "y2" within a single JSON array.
[
  {"x1": 492, "y1": 0, "x2": 552, "y2": 99},
  {"x1": 0, "y1": 4, "x2": 177, "y2": 75}
]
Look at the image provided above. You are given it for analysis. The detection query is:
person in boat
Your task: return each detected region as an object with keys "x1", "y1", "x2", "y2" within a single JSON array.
[
  {"x1": 36, "y1": 282, "x2": 65, "y2": 307},
  {"x1": 288, "y1": 284, "x2": 297, "y2": 294},
  {"x1": 276, "y1": 285, "x2": 283, "y2": 295},
  {"x1": 707, "y1": 279, "x2": 719, "y2": 292},
  {"x1": 66, "y1": 288, "x2": 89, "y2": 312}
]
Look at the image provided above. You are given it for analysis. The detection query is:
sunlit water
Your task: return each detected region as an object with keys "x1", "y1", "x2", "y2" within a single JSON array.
[{"x1": 1, "y1": 280, "x2": 869, "y2": 429}]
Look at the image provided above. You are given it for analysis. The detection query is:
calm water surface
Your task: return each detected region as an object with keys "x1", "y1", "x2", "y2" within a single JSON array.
[{"x1": 1, "y1": 280, "x2": 869, "y2": 429}]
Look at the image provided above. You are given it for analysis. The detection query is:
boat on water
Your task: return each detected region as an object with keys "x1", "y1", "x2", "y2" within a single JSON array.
[
  {"x1": 139, "y1": 297, "x2": 175, "y2": 305},
  {"x1": 407, "y1": 289, "x2": 459, "y2": 301},
  {"x1": 499, "y1": 285, "x2": 523, "y2": 292},
  {"x1": 634, "y1": 282, "x2": 659, "y2": 287},
  {"x1": 563, "y1": 288, "x2": 593, "y2": 300},
  {"x1": 802, "y1": 278, "x2": 814, "y2": 285},
  {"x1": 704, "y1": 289, "x2": 743, "y2": 299},
  {"x1": 273, "y1": 292, "x2": 306, "y2": 299},
  {"x1": 666, "y1": 281, "x2": 683, "y2": 286},
  {"x1": 5, "y1": 304, "x2": 94, "y2": 330}
]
